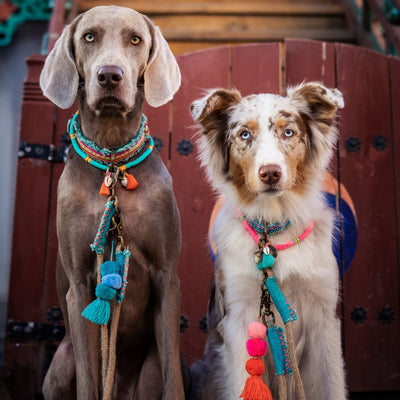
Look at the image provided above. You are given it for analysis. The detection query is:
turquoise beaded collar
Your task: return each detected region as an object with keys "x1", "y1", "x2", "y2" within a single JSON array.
[
  {"x1": 238, "y1": 214, "x2": 291, "y2": 237},
  {"x1": 68, "y1": 112, "x2": 154, "y2": 171}
]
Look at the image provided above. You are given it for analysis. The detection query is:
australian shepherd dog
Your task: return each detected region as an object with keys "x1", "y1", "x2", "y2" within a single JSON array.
[{"x1": 189, "y1": 83, "x2": 347, "y2": 400}]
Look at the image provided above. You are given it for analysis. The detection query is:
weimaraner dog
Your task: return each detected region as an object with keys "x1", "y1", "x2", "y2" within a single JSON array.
[{"x1": 40, "y1": 6, "x2": 190, "y2": 399}]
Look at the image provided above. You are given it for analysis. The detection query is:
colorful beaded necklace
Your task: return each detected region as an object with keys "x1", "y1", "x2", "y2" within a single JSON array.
[
  {"x1": 69, "y1": 112, "x2": 154, "y2": 195},
  {"x1": 239, "y1": 214, "x2": 291, "y2": 237},
  {"x1": 239, "y1": 213, "x2": 314, "y2": 400}
]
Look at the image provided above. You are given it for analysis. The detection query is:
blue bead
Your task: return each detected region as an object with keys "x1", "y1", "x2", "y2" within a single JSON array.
[
  {"x1": 100, "y1": 261, "x2": 119, "y2": 276},
  {"x1": 102, "y1": 273, "x2": 122, "y2": 290}
]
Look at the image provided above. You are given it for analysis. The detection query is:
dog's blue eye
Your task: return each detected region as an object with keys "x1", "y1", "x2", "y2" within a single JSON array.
[
  {"x1": 240, "y1": 131, "x2": 251, "y2": 140},
  {"x1": 84, "y1": 33, "x2": 95, "y2": 42},
  {"x1": 284, "y1": 129, "x2": 294, "y2": 138}
]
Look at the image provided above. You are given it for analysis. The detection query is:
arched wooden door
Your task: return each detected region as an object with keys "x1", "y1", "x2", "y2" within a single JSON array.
[{"x1": 4, "y1": 40, "x2": 400, "y2": 398}]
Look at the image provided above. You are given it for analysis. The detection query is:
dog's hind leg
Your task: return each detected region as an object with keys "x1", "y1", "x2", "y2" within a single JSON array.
[{"x1": 42, "y1": 339, "x2": 76, "y2": 399}]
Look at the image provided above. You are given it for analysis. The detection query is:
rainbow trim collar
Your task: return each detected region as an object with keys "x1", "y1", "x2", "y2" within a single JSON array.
[
  {"x1": 239, "y1": 214, "x2": 291, "y2": 236},
  {"x1": 68, "y1": 112, "x2": 154, "y2": 171}
]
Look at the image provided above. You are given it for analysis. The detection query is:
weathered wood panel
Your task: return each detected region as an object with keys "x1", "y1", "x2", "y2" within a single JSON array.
[
  {"x1": 231, "y1": 42, "x2": 282, "y2": 95},
  {"x1": 171, "y1": 46, "x2": 230, "y2": 363},
  {"x1": 336, "y1": 43, "x2": 400, "y2": 391}
]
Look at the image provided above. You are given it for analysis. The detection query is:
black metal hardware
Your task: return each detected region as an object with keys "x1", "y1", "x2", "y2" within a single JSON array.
[
  {"x1": 199, "y1": 316, "x2": 208, "y2": 333},
  {"x1": 180, "y1": 315, "x2": 189, "y2": 333},
  {"x1": 372, "y1": 135, "x2": 388, "y2": 151},
  {"x1": 18, "y1": 140, "x2": 68, "y2": 163},
  {"x1": 345, "y1": 137, "x2": 361, "y2": 153},
  {"x1": 7, "y1": 320, "x2": 65, "y2": 342},
  {"x1": 153, "y1": 136, "x2": 163, "y2": 152},
  {"x1": 351, "y1": 307, "x2": 368, "y2": 324},
  {"x1": 378, "y1": 307, "x2": 394, "y2": 325},
  {"x1": 177, "y1": 139, "x2": 193, "y2": 156}
]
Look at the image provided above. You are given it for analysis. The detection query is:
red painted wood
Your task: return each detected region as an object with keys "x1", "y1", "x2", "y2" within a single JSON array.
[
  {"x1": 173, "y1": 46, "x2": 230, "y2": 364},
  {"x1": 6, "y1": 43, "x2": 400, "y2": 397},
  {"x1": 390, "y1": 56, "x2": 400, "y2": 274},
  {"x1": 336, "y1": 44, "x2": 400, "y2": 391},
  {"x1": 231, "y1": 42, "x2": 281, "y2": 95},
  {"x1": 285, "y1": 38, "x2": 335, "y2": 88},
  {"x1": 143, "y1": 102, "x2": 171, "y2": 166},
  {"x1": 7, "y1": 56, "x2": 55, "y2": 323}
]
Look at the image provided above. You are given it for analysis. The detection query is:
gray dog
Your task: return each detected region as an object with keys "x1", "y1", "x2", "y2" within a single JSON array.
[{"x1": 40, "y1": 6, "x2": 189, "y2": 399}]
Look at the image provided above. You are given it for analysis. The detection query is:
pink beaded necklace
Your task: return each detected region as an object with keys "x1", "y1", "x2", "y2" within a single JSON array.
[{"x1": 239, "y1": 213, "x2": 315, "y2": 251}]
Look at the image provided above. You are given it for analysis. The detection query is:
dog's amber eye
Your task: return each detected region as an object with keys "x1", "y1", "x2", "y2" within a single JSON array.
[
  {"x1": 131, "y1": 36, "x2": 141, "y2": 45},
  {"x1": 284, "y1": 129, "x2": 294, "y2": 138},
  {"x1": 240, "y1": 131, "x2": 251, "y2": 140},
  {"x1": 84, "y1": 33, "x2": 95, "y2": 42}
]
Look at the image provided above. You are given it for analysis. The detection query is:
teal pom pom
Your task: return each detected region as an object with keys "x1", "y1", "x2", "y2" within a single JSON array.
[
  {"x1": 95, "y1": 283, "x2": 117, "y2": 300},
  {"x1": 257, "y1": 253, "x2": 276, "y2": 270},
  {"x1": 100, "y1": 261, "x2": 120, "y2": 277},
  {"x1": 82, "y1": 298, "x2": 110, "y2": 325},
  {"x1": 102, "y1": 273, "x2": 122, "y2": 289}
]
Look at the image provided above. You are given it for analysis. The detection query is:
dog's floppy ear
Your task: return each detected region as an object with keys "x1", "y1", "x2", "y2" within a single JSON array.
[
  {"x1": 40, "y1": 16, "x2": 82, "y2": 109},
  {"x1": 190, "y1": 88, "x2": 242, "y2": 132},
  {"x1": 287, "y1": 82, "x2": 344, "y2": 125},
  {"x1": 144, "y1": 22, "x2": 181, "y2": 107},
  {"x1": 191, "y1": 88, "x2": 242, "y2": 177}
]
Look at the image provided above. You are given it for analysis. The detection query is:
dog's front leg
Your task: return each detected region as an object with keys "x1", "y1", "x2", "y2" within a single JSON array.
[
  {"x1": 153, "y1": 267, "x2": 185, "y2": 400},
  {"x1": 66, "y1": 282, "x2": 100, "y2": 399}
]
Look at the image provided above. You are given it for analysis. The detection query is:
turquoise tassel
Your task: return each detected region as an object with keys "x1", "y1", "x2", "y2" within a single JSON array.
[
  {"x1": 257, "y1": 252, "x2": 276, "y2": 270},
  {"x1": 82, "y1": 298, "x2": 111, "y2": 325},
  {"x1": 82, "y1": 262, "x2": 119, "y2": 325}
]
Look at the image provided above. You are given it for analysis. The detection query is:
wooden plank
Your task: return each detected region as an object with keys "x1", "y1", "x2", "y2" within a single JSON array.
[
  {"x1": 152, "y1": 15, "x2": 350, "y2": 41},
  {"x1": 390, "y1": 54, "x2": 400, "y2": 340},
  {"x1": 79, "y1": 1, "x2": 345, "y2": 15},
  {"x1": 7, "y1": 55, "x2": 55, "y2": 323},
  {"x1": 336, "y1": 43, "x2": 400, "y2": 391},
  {"x1": 231, "y1": 42, "x2": 281, "y2": 95},
  {"x1": 172, "y1": 46, "x2": 230, "y2": 364},
  {"x1": 285, "y1": 38, "x2": 336, "y2": 88}
]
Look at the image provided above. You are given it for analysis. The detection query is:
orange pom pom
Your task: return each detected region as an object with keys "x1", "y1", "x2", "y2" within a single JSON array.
[
  {"x1": 240, "y1": 375, "x2": 273, "y2": 400},
  {"x1": 99, "y1": 181, "x2": 110, "y2": 196},
  {"x1": 245, "y1": 358, "x2": 265, "y2": 377},
  {"x1": 125, "y1": 173, "x2": 138, "y2": 190}
]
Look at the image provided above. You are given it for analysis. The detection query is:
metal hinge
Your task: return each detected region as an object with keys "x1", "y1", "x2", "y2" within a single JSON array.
[{"x1": 18, "y1": 140, "x2": 68, "y2": 163}]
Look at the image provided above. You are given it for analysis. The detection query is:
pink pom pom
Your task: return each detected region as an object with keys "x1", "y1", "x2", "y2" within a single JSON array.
[
  {"x1": 246, "y1": 338, "x2": 267, "y2": 357},
  {"x1": 248, "y1": 322, "x2": 267, "y2": 339}
]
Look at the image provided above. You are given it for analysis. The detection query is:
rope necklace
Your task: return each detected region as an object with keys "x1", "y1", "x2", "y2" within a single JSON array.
[
  {"x1": 239, "y1": 212, "x2": 314, "y2": 400},
  {"x1": 72, "y1": 112, "x2": 153, "y2": 399},
  {"x1": 69, "y1": 112, "x2": 154, "y2": 195}
]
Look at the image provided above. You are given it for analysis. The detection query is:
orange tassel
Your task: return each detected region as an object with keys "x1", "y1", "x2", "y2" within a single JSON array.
[
  {"x1": 125, "y1": 173, "x2": 138, "y2": 190},
  {"x1": 240, "y1": 375, "x2": 273, "y2": 400},
  {"x1": 99, "y1": 181, "x2": 110, "y2": 196}
]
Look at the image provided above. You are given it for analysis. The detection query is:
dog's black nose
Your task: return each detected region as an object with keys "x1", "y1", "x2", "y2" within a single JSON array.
[
  {"x1": 97, "y1": 65, "x2": 124, "y2": 89},
  {"x1": 258, "y1": 164, "x2": 282, "y2": 185}
]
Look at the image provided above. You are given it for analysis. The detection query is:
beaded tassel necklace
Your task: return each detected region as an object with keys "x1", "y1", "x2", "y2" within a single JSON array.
[
  {"x1": 239, "y1": 212, "x2": 314, "y2": 400},
  {"x1": 69, "y1": 112, "x2": 154, "y2": 195},
  {"x1": 69, "y1": 111, "x2": 154, "y2": 400}
]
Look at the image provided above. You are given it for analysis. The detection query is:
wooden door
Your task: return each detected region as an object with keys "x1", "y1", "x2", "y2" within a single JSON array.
[{"x1": 3, "y1": 40, "x2": 400, "y2": 398}]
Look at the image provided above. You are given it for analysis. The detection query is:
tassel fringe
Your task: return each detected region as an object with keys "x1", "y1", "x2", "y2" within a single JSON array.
[{"x1": 240, "y1": 375, "x2": 273, "y2": 400}]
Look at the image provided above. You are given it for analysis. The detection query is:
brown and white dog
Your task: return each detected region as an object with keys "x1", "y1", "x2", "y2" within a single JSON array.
[
  {"x1": 40, "y1": 6, "x2": 189, "y2": 399},
  {"x1": 189, "y1": 84, "x2": 347, "y2": 400}
]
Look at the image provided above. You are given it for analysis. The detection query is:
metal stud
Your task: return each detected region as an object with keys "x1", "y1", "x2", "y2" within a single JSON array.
[
  {"x1": 177, "y1": 139, "x2": 193, "y2": 156},
  {"x1": 351, "y1": 307, "x2": 367, "y2": 324},
  {"x1": 372, "y1": 135, "x2": 388, "y2": 151},
  {"x1": 345, "y1": 137, "x2": 361, "y2": 153},
  {"x1": 378, "y1": 307, "x2": 394, "y2": 325},
  {"x1": 180, "y1": 315, "x2": 189, "y2": 333},
  {"x1": 153, "y1": 136, "x2": 163, "y2": 152},
  {"x1": 199, "y1": 316, "x2": 208, "y2": 333}
]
